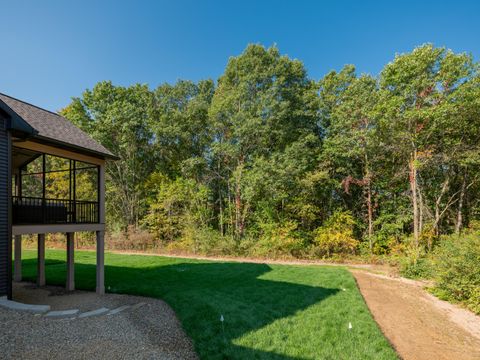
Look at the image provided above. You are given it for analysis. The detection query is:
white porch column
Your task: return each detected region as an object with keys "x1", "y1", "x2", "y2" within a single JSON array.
[
  {"x1": 96, "y1": 230, "x2": 105, "y2": 295},
  {"x1": 37, "y1": 234, "x2": 45, "y2": 286},
  {"x1": 66, "y1": 232, "x2": 75, "y2": 291},
  {"x1": 14, "y1": 235, "x2": 22, "y2": 282}
]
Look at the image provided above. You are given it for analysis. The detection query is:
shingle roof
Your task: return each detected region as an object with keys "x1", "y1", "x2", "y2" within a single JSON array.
[{"x1": 0, "y1": 93, "x2": 116, "y2": 159}]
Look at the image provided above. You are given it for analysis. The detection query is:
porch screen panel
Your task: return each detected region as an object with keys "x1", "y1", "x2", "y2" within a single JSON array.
[{"x1": 21, "y1": 156, "x2": 43, "y2": 198}]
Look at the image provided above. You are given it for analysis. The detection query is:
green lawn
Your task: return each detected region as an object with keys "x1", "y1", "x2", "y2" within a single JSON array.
[{"x1": 20, "y1": 249, "x2": 397, "y2": 360}]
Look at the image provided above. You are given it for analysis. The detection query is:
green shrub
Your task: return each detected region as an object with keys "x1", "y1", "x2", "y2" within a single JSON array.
[
  {"x1": 250, "y1": 220, "x2": 306, "y2": 258},
  {"x1": 371, "y1": 213, "x2": 411, "y2": 255},
  {"x1": 399, "y1": 256, "x2": 434, "y2": 279},
  {"x1": 143, "y1": 175, "x2": 212, "y2": 243},
  {"x1": 313, "y1": 211, "x2": 359, "y2": 257},
  {"x1": 167, "y1": 226, "x2": 237, "y2": 256},
  {"x1": 432, "y1": 234, "x2": 480, "y2": 314},
  {"x1": 396, "y1": 236, "x2": 434, "y2": 279}
]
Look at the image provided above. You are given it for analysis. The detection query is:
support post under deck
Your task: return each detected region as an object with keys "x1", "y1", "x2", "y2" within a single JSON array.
[
  {"x1": 96, "y1": 230, "x2": 105, "y2": 295},
  {"x1": 14, "y1": 235, "x2": 22, "y2": 282},
  {"x1": 66, "y1": 232, "x2": 75, "y2": 291},
  {"x1": 37, "y1": 234, "x2": 45, "y2": 286}
]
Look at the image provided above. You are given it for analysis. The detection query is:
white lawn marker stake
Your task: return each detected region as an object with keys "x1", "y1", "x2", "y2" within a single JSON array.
[
  {"x1": 348, "y1": 322, "x2": 352, "y2": 330},
  {"x1": 220, "y1": 314, "x2": 226, "y2": 340}
]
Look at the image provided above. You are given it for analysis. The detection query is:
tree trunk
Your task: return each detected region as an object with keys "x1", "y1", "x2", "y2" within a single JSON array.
[
  {"x1": 455, "y1": 172, "x2": 467, "y2": 235},
  {"x1": 363, "y1": 153, "x2": 374, "y2": 253},
  {"x1": 418, "y1": 183, "x2": 424, "y2": 235},
  {"x1": 366, "y1": 181, "x2": 373, "y2": 252},
  {"x1": 409, "y1": 152, "x2": 420, "y2": 249},
  {"x1": 227, "y1": 182, "x2": 234, "y2": 236},
  {"x1": 219, "y1": 192, "x2": 224, "y2": 236},
  {"x1": 235, "y1": 181, "x2": 241, "y2": 237},
  {"x1": 234, "y1": 159, "x2": 245, "y2": 239},
  {"x1": 432, "y1": 177, "x2": 451, "y2": 241}
]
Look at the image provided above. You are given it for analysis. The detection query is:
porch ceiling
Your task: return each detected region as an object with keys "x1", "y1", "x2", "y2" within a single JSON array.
[{"x1": 12, "y1": 147, "x2": 40, "y2": 170}]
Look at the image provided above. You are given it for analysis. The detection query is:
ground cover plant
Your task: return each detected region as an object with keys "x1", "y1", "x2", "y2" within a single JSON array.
[{"x1": 20, "y1": 249, "x2": 397, "y2": 360}]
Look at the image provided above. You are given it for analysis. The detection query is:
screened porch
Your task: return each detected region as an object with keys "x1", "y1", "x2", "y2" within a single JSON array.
[{"x1": 12, "y1": 147, "x2": 100, "y2": 226}]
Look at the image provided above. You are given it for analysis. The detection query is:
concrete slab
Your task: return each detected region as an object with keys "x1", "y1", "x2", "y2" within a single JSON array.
[
  {"x1": 44, "y1": 309, "x2": 79, "y2": 318},
  {"x1": 131, "y1": 302, "x2": 146, "y2": 310},
  {"x1": 78, "y1": 307, "x2": 110, "y2": 318},
  {"x1": 107, "y1": 305, "x2": 130, "y2": 315},
  {"x1": 0, "y1": 299, "x2": 50, "y2": 314}
]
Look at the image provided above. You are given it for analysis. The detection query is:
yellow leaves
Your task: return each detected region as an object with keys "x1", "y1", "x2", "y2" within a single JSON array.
[
  {"x1": 313, "y1": 211, "x2": 359, "y2": 256},
  {"x1": 417, "y1": 149, "x2": 433, "y2": 159},
  {"x1": 314, "y1": 230, "x2": 359, "y2": 256},
  {"x1": 253, "y1": 221, "x2": 304, "y2": 258}
]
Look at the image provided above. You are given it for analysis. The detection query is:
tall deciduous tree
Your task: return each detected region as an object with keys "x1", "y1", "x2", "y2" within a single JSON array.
[
  {"x1": 209, "y1": 44, "x2": 319, "y2": 238},
  {"x1": 62, "y1": 82, "x2": 155, "y2": 230},
  {"x1": 149, "y1": 80, "x2": 214, "y2": 179},
  {"x1": 380, "y1": 45, "x2": 479, "y2": 248},
  {"x1": 323, "y1": 73, "x2": 381, "y2": 251},
  {"x1": 59, "y1": 43, "x2": 480, "y2": 259}
]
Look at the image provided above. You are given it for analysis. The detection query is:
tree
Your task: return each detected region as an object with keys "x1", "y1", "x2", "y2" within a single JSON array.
[
  {"x1": 58, "y1": 43, "x2": 480, "y2": 260},
  {"x1": 379, "y1": 45, "x2": 478, "y2": 248},
  {"x1": 149, "y1": 80, "x2": 214, "y2": 179},
  {"x1": 62, "y1": 82, "x2": 156, "y2": 230},
  {"x1": 209, "y1": 44, "x2": 319, "y2": 238},
  {"x1": 323, "y1": 73, "x2": 381, "y2": 252}
]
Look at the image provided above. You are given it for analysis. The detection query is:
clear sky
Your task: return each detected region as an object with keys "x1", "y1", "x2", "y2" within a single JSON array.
[{"x1": 1, "y1": 0, "x2": 479, "y2": 112}]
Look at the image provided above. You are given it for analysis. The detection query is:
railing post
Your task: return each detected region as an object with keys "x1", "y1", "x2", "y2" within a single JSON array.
[
  {"x1": 42, "y1": 154, "x2": 46, "y2": 224},
  {"x1": 74, "y1": 160, "x2": 77, "y2": 223}
]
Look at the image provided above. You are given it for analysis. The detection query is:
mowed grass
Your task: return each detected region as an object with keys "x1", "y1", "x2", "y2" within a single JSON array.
[{"x1": 20, "y1": 249, "x2": 397, "y2": 360}]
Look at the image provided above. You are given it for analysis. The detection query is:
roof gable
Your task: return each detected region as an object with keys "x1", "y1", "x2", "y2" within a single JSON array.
[
  {"x1": 0, "y1": 93, "x2": 116, "y2": 159},
  {"x1": 0, "y1": 97, "x2": 37, "y2": 135}
]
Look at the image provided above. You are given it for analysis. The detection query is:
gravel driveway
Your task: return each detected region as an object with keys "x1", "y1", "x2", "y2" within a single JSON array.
[{"x1": 0, "y1": 283, "x2": 198, "y2": 360}]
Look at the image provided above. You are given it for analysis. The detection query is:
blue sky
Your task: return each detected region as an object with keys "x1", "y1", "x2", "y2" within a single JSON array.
[{"x1": 1, "y1": 0, "x2": 479, "y2": 112}]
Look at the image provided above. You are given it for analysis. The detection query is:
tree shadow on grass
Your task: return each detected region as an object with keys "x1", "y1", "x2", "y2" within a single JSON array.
[{"x1": 20, "y1": 258, "x2": 339, "y2": 360}]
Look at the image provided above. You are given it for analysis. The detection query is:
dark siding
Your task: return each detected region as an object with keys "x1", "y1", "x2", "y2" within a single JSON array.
[{"x1": 0, "y1": 117, "x2": 9, "y2": 297}]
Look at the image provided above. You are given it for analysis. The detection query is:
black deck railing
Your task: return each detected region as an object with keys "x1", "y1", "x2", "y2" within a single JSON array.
[{"x1": 12, "y1": 196, "x2": 99, "y2": 225}]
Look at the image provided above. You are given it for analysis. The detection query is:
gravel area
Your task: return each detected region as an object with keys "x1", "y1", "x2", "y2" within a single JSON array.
[{"x1": 0, "y1": 283, "x2": 198, "y2": 360}]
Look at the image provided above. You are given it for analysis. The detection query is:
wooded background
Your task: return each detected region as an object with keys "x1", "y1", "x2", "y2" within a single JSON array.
[{"x1": 60, "y1": 44, "x2": 480, "y2": 261}]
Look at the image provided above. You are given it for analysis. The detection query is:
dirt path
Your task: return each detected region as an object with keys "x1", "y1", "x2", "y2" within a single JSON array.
[{"x1": 352, "y1": 270, "x2": 480, "y2": 360}]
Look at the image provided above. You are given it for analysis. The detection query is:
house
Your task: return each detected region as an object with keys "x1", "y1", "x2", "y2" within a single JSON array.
[{"x1": 0, "y1": 93, "x2": 117, "y2": 299}]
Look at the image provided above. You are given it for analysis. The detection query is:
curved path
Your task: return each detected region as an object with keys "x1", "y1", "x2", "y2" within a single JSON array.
[{"x1": 352, "y1": 270, "x2": 480, "y2": 360}]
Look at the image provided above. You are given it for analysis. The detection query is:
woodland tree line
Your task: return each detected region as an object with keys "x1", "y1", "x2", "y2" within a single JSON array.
[{"x1": 61, "y1": 44, "x2": 480, "y2": 262}]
